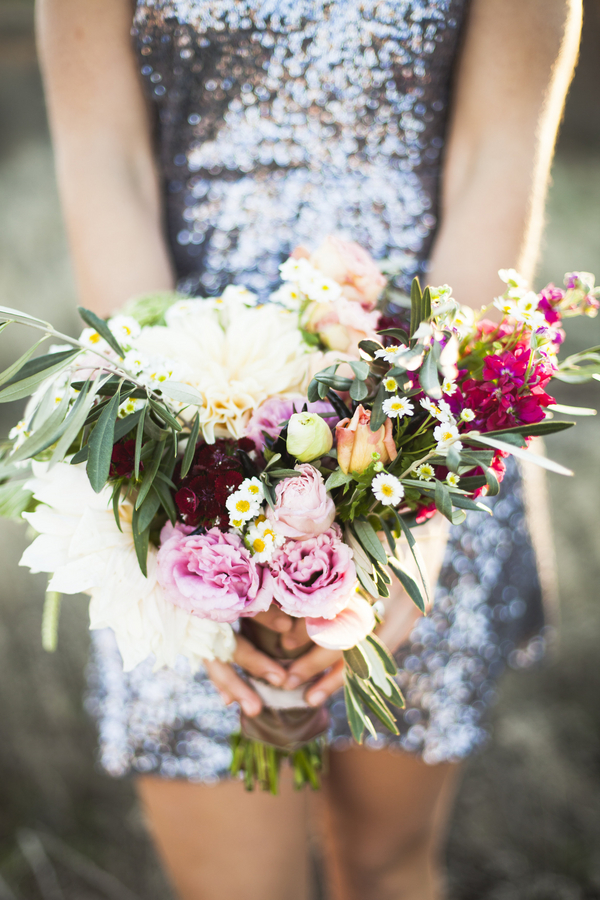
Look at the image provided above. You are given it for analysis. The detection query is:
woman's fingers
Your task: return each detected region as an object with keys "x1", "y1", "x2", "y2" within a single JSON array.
[
  {"x1": 203, "y1": 658, "x2": 263, "y2": 717},
  {"x1": 283, "y1": 645, "x2": 342, "y2": 691},
  {"x1": 253, "y1": 606, "x2": 294, "y2": 633},
  {"x1": 233, "y1": 635, "x2": 287, "y2": 686},
  {"x1": 304, "y1": 658, "x2": 345, "y2": 707},
  {"x1": 280, "y1": 617, "x2": 311, "y2": 651}
]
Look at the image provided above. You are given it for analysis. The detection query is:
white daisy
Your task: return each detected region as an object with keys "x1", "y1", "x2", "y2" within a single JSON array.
[
  {"x1": 372, "y1": 472, "x2": 405, "y2": 507},
  {"x1": 433, "y1": 422, "x2": 463, "y2": 451},
  {"x1": 382, "y1": 396, "x2": 414, "y2": 418},
  {"x1": 9, "y1": 419, "x2": 30, "y2": 450},
  {"x1": 416, "y1": 463, "x2": 435, "y2": 481},
  {"x1": 460, "y1": 408, "x2": 475, "y2": 422},
  {"x1": 79, "y1": 328, "x2": 111, "y2": 355},
  {"x1": 442, "y1": 378, "x2": 458, "y2": 396},
  {"x1": 246, "y1": 518, "x2": 283, "y2": 563},
  {"x1": 108, "y1": 315, "x2": 141, "y2": 346},
  {"x1": 301, "y1": 275, "x2": 342, "y2": 304},
  {"x1": 123, "y1": 349, "x2": 151, "y2": 375},
  {"x1": 498, "y1": 268, "x2": 528, "y2": 289},
  {"x1": 225, "y1": 489, "x2": 261, "y2": 522},
  {"x1": 446, "y1": 472, "x2": 461, "y2": 487},
  {"x1": 420, "y1": 397, "x2": 454, "y2": 422},
  {"x1": 118, "y1": 397, "x2": 145, "y2": 418},
  {"x1": 239, "y1": 476, "x2": 265, "y2": 503},
  {"x1": 374, "y1": 345, "x2": 403, "y2": 365},
  {"x1": 221, "y1": 284, "x2": 258, "y2": 307},
  {"x1": 270, "y1": 283, "x2": 304, "y2": 309},
  {"x1": 383, "y1": 376, "x2": 399, "y2": 393},
  {"x1": 279, "y1": 256, "x2": 315, "y2": 282}
]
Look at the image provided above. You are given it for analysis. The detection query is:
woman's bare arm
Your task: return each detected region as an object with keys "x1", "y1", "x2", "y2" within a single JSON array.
[
  {"x1": 36, "y1": 0, "x2": 175, "y2": 316},
  {"x1": 427, "y1": 0, "x2": 582, "y2": 307}
]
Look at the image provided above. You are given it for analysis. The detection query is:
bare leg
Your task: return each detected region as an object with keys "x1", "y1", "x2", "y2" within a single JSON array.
[
  {"x1": 317, "y1": 747, "x2": 461, "y2": 900},
  {"x1": 137, "y1": 770, "x2": 310, "y2": 900}
]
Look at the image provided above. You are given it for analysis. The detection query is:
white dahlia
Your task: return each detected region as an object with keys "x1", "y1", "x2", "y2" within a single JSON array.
[
  {"x1": 19, "y1": 463, "x2": 235, "y2": 672},
  {"x1": 131, "y1": 301, "x2": 311, "y2": 442}
]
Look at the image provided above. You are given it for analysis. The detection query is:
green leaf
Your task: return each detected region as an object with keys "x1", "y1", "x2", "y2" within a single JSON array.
[
  {"x1": 358, "y1": 339, "x2": 384, "y2": 359},
  {"x1": 486, "y1": 420, "x2": 575, "y2": 438},
  {"x1": 143, "y1": 411, "x2": 169, "y2": 441},
  {"x1": 387, "y1": 557, "x2": 426, "y2": 613},
  {"x1": 134, "y1": 405, "x2": 146, "y2": 479},
  {"x1": 360, "y1": 640, "x2": 393, "y2": 695},
  {"x1": 10, "y1": 389, "x2": 71, "y2": 462},
  {"x1": 111, "y1": 482, "x2": 123, "y2": 533},
  {"x1": 376, "y1": 327, "x2": 410, "y2": 345},
  {"x1": 434, "y1": 478, "x2": 453, "y2": 522},
  {"x1": 159, "y1": 381, "x2": 203, "y2": 405},
  {"x1": 365, "y1": 633, "x2": 397, "y2": 676},
  {"x1": 49, "y1": 379, "x2": 100, "y2": 466},
  {"x1": 136, "y1": 485, "x2": 162, "y2": 534},
  {"x1": 451, "y1": 508, "x2": 467, "y2": 525},
  {"x1": 136, "y1": 439, "x2": 164, "y2": 509},
  {"x1": 180, "y1": 412, "x2": 200, "y2": 479},
  {"x1": 325, "y1": 468, "x2": 353, "y2": 491},
  {"x1": 379, "y1": 517, "x2": 396, "y2": 554},
  {"x1": 547, "y1": 403, "x2": 596, "y2": 417},
  {"x1": 0, "y1": 335, "x2": 49, "y2": 387},
  {"x1": 0, "y1": 481, "x2": 33, "y2": 519},
  {"x1": 0, "y1": 350, "x2": 80, "y2": 404},
  {"x1": 409, "y1": 277, "x2": 423, "y2": 338},
  {"x1": 78, "y1": 306, "x2": 124, "y2": 358},
  {"x1": 41, "y1": 591, "x2": 61, "y2": 653},
  {"x1": 153, "y1": 476, "x2": 177, "y2": 525},
  {"x1": 86, "y1": 389, "x2": 121, "y2": 493},
  {"x1": 314, "y1": 373, "x2": 353, "y2": 391},
  {"x1": 349, "y1": 378, "x2": 369, "y2": 401},
  {"x1": 464, "y1": 433, "x2": 573, "y2": 476},
  {"x1": 344, "y1": 682, "x2": 366, "y2": 744},
  {"x1": 446, "y1": 443, "x2": 462, "y2": 474},
  {"x1": 131, "y1": 509, "x2": 149, "y2": 578},
  {"x1": 348, "y1": 674, "x2": 399, "y2": 734},
  {"x1": 356, "y1": 563, "x2": 380, "y2": 598},
  {"x1": 343, "y1": 645, "x2": 371, "y2": 679},
  {"x1": 307, "y1": 378, "x2": 321, "y2": 403},
  {"x1": 369, "y1": 382, "x2": 387, "y2": 431},
  {"x1": 385, "y1": 676, "x2": 405, "y2": 709},
  {"x1": 349, "y1": 360, "x2": 370, "y2": 381},
  {"x1": 391, "y1": 509, "x2": 430, "y2": 604},
  {"x1": 422, "y1": 285, "x2": 432, "y2": 320},
  {"x1": 419, "y1": 348, "x2": 442, "y2": 399},
  {"x1": 353, "y1": 518, "x2": 388, "y2": 565},
  {"x1": 149, "y1": 399, "x2": 183, "y2": 432}
]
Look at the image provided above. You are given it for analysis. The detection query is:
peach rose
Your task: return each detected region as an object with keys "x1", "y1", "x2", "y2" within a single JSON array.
[
  {"x1": 309, "y1": 236, "x2": 386, "y2": 310},
  {"x1": 305, "y1": 296, "x2": 382, "y2": 355}
]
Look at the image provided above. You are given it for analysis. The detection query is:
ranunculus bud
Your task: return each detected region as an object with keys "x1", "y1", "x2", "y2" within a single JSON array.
[
  {"x1": 335, "y1": 404, "x2": 397, "y2": 475},
  {"x1": 287, "y1": 412, "x2": 333, "y2": 462}
]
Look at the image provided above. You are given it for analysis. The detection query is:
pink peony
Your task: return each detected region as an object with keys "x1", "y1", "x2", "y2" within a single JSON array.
[
  {"x1": 266, "y1": 463, "x2": 335, "y2": 540},
  {"x1": 157, "y1": 523, "x2": 268, "y2": 623},
  {"x1": 309, "y1": 236, "x2": 386, "y2": 310},
  {"x1": 260, "y1": 524, "x2": 357, "y2": 619},
  {"x1": 245, "y1": 397, "x2": 335, "y2": 452}
]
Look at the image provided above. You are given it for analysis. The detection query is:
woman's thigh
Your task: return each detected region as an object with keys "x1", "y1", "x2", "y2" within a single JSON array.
[
  {"x1": 317, "y1": 746, "x2": 461, "y2": 900},
  {"x1": 137, "y1": 770, "x2": 311, "y2": 900}
]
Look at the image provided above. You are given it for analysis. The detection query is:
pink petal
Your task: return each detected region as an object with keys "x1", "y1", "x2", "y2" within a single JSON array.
[{"x1": 306, "y1": 594, "x2": 375, "y2": 650}]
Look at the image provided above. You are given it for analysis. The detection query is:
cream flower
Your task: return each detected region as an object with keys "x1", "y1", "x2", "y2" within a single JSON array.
[
  {"x1": 19, "y1": 463, "x2": 235, "y2": 672},
  {"x1": 131, "y1": 302, "x2": 310, "y2": 442},
  {"x1": 382, "y1": 396, "x2": 414, "y2": 418}
]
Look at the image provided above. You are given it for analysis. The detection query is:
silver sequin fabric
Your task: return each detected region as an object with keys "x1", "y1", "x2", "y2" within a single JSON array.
[{"x1": 86, "y1": 0, "x2": 548, "y2": 780}]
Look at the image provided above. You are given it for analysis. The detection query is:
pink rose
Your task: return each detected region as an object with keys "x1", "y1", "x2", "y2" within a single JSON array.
[
  {"x1": 309, "y1": 236, "x2": 386, "y2": 310},
  {"x1": 260, "y1": 524, "x2": 357, "y2": 619},
  {"x1": 306, "y1": 296, "x2": 382, "y2": 355},
  {"x1": 157, "y1": 523, "x2": 268, "y2": 623},
  {"x1": 266, "y1": 463, "x2": 335, "y2": 540},
  {"x1": 245, "y1": 397, "x2": 335, "y2": 452}
]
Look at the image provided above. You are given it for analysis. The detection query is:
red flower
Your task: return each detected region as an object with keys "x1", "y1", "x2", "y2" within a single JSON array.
[{"x1": 110, "y1": 440, "x2": 138, "y2": 479}]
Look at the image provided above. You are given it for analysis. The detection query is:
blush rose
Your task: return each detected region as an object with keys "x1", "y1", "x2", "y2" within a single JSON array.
[
  {"x1": 157, "y1": 523, "x2": 268, "y2": 623},
  {"x1": 266, "y1": 463, "x2": 335, "y2": 540},
  {"x1": 309, "y1": 236, "x2": 386, "y2": 309}
]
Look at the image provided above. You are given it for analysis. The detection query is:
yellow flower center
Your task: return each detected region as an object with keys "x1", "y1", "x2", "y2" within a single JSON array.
[
  {"x1": 232, "y1": 518, "x2": 243, "y2": 528},
  {"x1": 381, "y1": 484, "x2": 394, "y2": 497},
  {"x1": 252, "y1": 538, "x2": 266, "y2": 554},
  {"x1": 247, "y1": 484, "x2": 260, "y2": 495},
  {"x1": 255, "y1": 514, "x2": 267, "y2": 524},
  {"x1": 235, "y1": 499, "x2": 251, "y2": 513},
  {"x1": 89, "y1": 332, "x2": 100, "y2": 344}
]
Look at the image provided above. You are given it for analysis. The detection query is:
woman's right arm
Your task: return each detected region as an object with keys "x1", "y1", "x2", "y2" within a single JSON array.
[{"x1": 36, "y1": 0, "x2": 175, "y2": 316}]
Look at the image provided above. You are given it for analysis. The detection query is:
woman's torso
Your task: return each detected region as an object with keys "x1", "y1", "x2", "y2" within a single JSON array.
[{"x1": 132, "y1": 0, "x2": 468, "y2": 298}]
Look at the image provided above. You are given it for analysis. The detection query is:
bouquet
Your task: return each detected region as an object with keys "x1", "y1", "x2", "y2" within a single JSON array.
[{"x1": 1, "y1": 237, "x2": 598, "y2": 792}]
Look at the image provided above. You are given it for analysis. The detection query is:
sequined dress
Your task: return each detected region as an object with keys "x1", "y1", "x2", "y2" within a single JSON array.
[{"x1": 87, "y1": 0, "x2": 548, "y2": 780}]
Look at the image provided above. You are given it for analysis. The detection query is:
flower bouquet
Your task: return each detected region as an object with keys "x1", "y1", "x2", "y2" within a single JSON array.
[{"x1": 0, "y1": 237, "x2": 598, "y2": 792}]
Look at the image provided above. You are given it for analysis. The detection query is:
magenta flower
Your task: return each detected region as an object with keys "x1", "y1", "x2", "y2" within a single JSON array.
[
  {"x1": 259, "y1": 524, "x2": 357, "y2": 620},
  {"x1": 157, "y1": 523, "x2": 268, "y2": 623},
  {"x1": 482, "y1": 350, "x2": 530, "y2": 385}
]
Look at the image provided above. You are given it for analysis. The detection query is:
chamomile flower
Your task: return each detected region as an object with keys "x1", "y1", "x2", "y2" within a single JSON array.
[
  {"x1": 433, "y1": 422, "x2": 462, "y2": 451},
  {"x1": 442, "y1": 378, "x2": 457, "y2": 396},
  {"x1": 9, "y1": 419, "x2": 30, "y2": 450},
  {"x1": 123, "y1": 349, "x2": 150, "y2": 375},
  {"x1": 382, "y1": 396, "x2": 414, "y2": 418},
  {"x1": 118, "y1": 397, "x2": 145, "y2": 418},
  {"x1": 230, "y1": 517, "x2": 245, "y2": 531},
  {"x1": 371, "y1": 472, "x2": 405, "y2": 507},
  {"x1": 420, "y1": 397, "x2": 454, "y2": 422},
  {"x1": 375, "y1": 345, "x2": 403, "y2": 365},
  {"x1": 79, "y1": 328, "x2": 110, "y2": 354},
  {"x1": 246, "y1": 518, "x2": 283, "y2": 562},
  {"x1": 225, "y1": 490, "x2": 261, "y2": 523},
  {"x1": 164, "y1": 299, "x2": 206, "y2": 325},
  {"x1": 239, "y1": 477, "x2": 265, "y2": 503},
  {"x1": 416, "y1": 463, "x2": 435, "y2": 481},
  {"x1": 383, "y1": 376, "x2": 399, "y2": 393},
  {"x1": 108, "y1": 315, "x2": 141, "y2": 346},
  {"x1": 498, "y1": 268, "x2": 528, "y2": 290},
  {"x1": 301, "y1": 274, "x2": 342, "y2": 303},
  {"x1": 270, "y1": 283, "x2": 304, "y2": 309},
  {"x1": 279, "y1": 256, "x2": 314, "y2": 282},
  {"x1": 460, "y1": 408, "x2": 475, "y2": 423},
  {"x1": 221, "y1": 284, "x2": 258, "y2": 307},
  {"x1": 446, "y1": 472, "x2": 461, "y2": 487}
]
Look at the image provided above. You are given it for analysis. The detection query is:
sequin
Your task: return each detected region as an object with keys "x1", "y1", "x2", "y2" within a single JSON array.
[{"x1": 87, "y1": 0, "x2": 548, "y2": 780}]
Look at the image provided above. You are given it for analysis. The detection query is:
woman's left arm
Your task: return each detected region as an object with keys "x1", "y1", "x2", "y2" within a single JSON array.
[{"x1": 282, "y1": 0, "x2": 582, "y2": 704}]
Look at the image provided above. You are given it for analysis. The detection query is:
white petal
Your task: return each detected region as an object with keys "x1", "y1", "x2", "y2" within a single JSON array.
[{"x1": 306, "y1": 594, "x2": 375, "y2": 650}]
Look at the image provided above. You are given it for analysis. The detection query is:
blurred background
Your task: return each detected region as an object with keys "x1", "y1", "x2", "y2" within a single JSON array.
[{"x1": 0, "y1": 1, "x2": 599, "y2": 898}]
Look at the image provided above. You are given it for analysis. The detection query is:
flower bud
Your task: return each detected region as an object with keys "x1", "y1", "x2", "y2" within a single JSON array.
[
  {"x1": 286, "y1": 412, "x2": 333, "y2": 462},
  {"x1": 335, "y1": 405, "x2": 397, "y2": 475}
]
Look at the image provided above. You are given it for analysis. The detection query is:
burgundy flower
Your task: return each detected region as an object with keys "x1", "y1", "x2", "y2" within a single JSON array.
[{"x1": 110, "y1": 440, "x2": 138, "y2": 479}]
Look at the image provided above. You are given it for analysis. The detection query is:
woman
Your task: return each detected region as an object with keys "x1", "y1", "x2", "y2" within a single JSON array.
[{"x1": 36, "y1": 1, "x2": 581, "y2": 898}]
